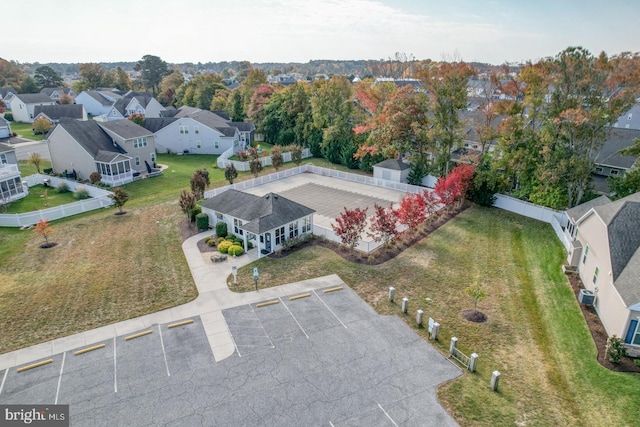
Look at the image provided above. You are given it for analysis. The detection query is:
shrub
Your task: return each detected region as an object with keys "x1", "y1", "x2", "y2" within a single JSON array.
[
  {"x1": 228, "y1": 245, "x2": 244, "y2": 256},
  {"x1": 190, "y1": 205, "x2": 202, "y2": 222},
  {"x1": 226, "y1": 233, "x2": 236, "y2": 241},
  {"x1": 89, "y1": 172, "x2": 102, "y2": 184},
  {"x1": 247, "y1": 241, "x2": 254, "y2": 249},
  {"x1": 4, "y1": 112, "x2": 13, "y2": 121},
  {"x1": 634, "y1": 359, "x2": 640, "y2": 367},
  {"x1": 55, "y1": 182, "x2": 70, "y2": 193},
  {"x1": 207, "y1": 239, "x2": 217, "y2": 246},
  {"x1": 215, "y1": 221, "x2": 227, "y2": 238},
  {"x1": 281, "y1": 233, "x2": 312, "y2": 251},
  {"x1": 218, "y1": 240, "x2": 233, "y2": 254},
  {"x1": 74, "y1": 186, "x2": 90, "y2": 200},
  {"x1": 606, "y1": 335, "x2": 627, "y2": 363},
  {"x1": 196, "y1": 212, "x2": 209, "y2": 230}
]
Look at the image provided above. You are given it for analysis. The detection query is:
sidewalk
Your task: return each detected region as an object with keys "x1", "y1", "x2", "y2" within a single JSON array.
[{"x1": 0, "y1": 231, "x2": 344, "y2": 370}]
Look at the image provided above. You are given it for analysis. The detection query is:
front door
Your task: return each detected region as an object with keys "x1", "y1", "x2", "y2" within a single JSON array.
[{"x1": 265, "y1": 233, "x2": 271, "y2": 252}]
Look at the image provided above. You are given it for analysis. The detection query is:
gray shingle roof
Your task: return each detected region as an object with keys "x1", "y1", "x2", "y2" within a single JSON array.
[
  {"x1": 98, "y1": 119, "x2": 152, "y2": 139},
  {"x1": 14, "y1": 93, "x2": 55, "y2": 104},
  {"x1": 112, "y1": 92, "x2": 155, "y2": 115},
  {"x1": 0, "y1": 117, "x2": 8, "y2": 127},
  {"x1": 566, "y1": 195, "x2": 611, "y2": 222},
  {"x1": 40, "y1": 87, "x2": 74, "y2": 97},
  {"x1": 84, "y1": 90, "x2": 120, "y2": 106},
  {"x1": 230, "y1": 121, "x2": 255, "y2": 132},
  {"x1": 0, "y1": 142, "x2": 14, "y2": 153},
  {"x1": 594, "y1": 128, "x2": 640, "y2": 170},
  {"x1": 142, "y1": 117, "x2": 177, "y2": 133},
  {"x1": 0, "y1": 87, "x2": 16, "y2": 98},
  {"x1": 201, "y1": 190, "x2": 315, "y2": 234},
  {"x1": 34, "y1": 104, "x2": 84, "y2": 120},
  {"x1": 54, "y1": 119, "x2": 126, "y2": 159},
  {"x1": 374, "y1": 159, "x2": 411, "y2": 171}
]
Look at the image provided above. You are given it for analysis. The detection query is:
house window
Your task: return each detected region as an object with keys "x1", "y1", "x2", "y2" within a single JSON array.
[
  {"x1": 610, "y1": 170, "x2": 619, "y2": 175},
  {"x1": 625, "y1": 320, "x2": 640, "y2": 345},
  {"x1": 583, "y1": 246, "x2": 589, "y2": 264},
  {"x1": 593, "y1": 266, "x2": 599, "y2": 284},
  {"x1": 216, "y1": 213, "x2": 223, "y2": 222},
  {"x1": 234, "y1": 218, "x2": 243, "y2": 235},
  {"x1": 133, "y1": 137, "x2": 147, "y2": 148},
  {"x1": 628, "y1": 114, "x2": 633, "y2": 120},
  {"x1": 302, "y1": 216, "x2": 311, "y2": 233},
  {"x1": 595, "y1": 167, "x2": 603, "y2": 173},
  {"x1": 179, "y1": 125, "x2": 188, "y2": 134},
  {"x1": 289, "y1": 221, "x2": 298, "y2": 239},
  {"x1": 214, "y1": 141, "x2": 219, "y2": 149},
  {"x1": 150, "y1": 153, "x2": 156, "y2": 163},
  {"x1": 135, "y1": 156, "x2": 140, "y2": 166},
  {"x1": 196, "y1": 140, "x2": 201, "y2": 149},
  {"x1": 194, "y1": 126, "x2": 199, "y2": 134},
  {"x1": 275, "y1": 226, "x2": 285, "y2": 245},
  {"x1": 0, "y1": 154, "x2": 6, "y2": 164}
]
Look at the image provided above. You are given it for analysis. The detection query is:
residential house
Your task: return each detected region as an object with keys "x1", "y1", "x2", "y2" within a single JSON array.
[
  {"x1": 0, "y1": 142, "x2": 27, "y2": 204},
  {"x1": 0, "y1": 87, "x2": 16, "y2": 107},
  {"x1": 46, "y1": 118, "x2": 158, "y2": 186},
  {"x1": 33, "y1": 104, "x2": 87, "y2": 126},
  {"x1": 40, "y1": 87, "x2": 77, "y2": 102},
  {"x1": 590, "y1": 128, "x2": 640, "y2": 194},
  {"x1": 200, "y1": 189, "x2": 315, "y2": 256},
  {"x1": 0, "y1": 117, "x2": 12, "y2": 139},
  {"x1": 565, "y1": 192, "x2": 640, "y2": 356},
  {"x1": 74, "y1": 89, "x2": 122, "y2": 117},
  {"x1": 103, "y1": 91, "x2": 166, "y2": 121},
  {"x1": 8, "y1": 93, "x2": 57, "y2": 123},
  {"x1": 613, "y1": 103, "x2": 640, "y2": 130},
  {"x1": 145, "y1": 107, "x2": 251, "y2": 155}
]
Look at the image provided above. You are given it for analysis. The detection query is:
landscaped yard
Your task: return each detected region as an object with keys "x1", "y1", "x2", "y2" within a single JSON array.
[
  {"x1": 230, "y1": 207, "x2": 640, "y2": 426},
  {"x1": 5, "y1": 120, "x2": 45, "y2": 141},
  {"x1": 2, "y1": 184, "x2": 82, "y2": 213}
]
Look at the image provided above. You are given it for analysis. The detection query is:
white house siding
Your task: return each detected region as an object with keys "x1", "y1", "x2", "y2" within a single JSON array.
[
  {"x1": 9, "y1": 98, "x2": 56, "y2": 123},
  {"x1": 106, "y1": 107, "x2": 126, "y2": 121},
  {"x1": 0, "y1": 124, "x2": 11, "y2": 138},
  {"x1": 47, "y1": 126, "x2": 98, "y2": 180},
  {"x1": 575, "y1": 214, "x2": 629, "y2": 337},
  {"x1": 139, "y1": 98, "x2": 165, "y2": 118},
  {"x1": 154, "y1": 118, "x2": 237, "y2": 155},
  {"x1": 75, "y1": 92, "x2": 113, "y2": 117}
]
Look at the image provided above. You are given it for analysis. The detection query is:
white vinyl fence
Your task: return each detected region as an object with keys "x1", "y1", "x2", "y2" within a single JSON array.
[
  {"x1": 0, "y1": 175, "x2": 113, "y2": 227},
  {"x1": 217, "y1": 148, "x2": 312, "y2": 171}
]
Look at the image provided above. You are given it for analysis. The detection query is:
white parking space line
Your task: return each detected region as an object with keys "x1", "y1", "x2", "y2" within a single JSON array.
[
  {"x1": 279, "y1": 297, "x2": 309, "y2": 339},
  {"x1": 54, "y1": 352, "x2": 66, "y2": 404},
  {"x1": 377, "y1": 403, "x2": 398, "y2": 427},
  {"x1": 329, "y1": 422, "x2": 335, "y2": 427},
  {"x1": 227, "y1": 322, "x2": 241, "y2": 358},
  {"x1": 0, "y1": 368, "x2": 7, "y2": 396},
  {"x1": 157, "y1": 324, "x2": 170, "y2": 377},
  {"x1": 313, "y1": 290, "x2": 347, "y2": 329},
  {"x1": 113, "y1": 336, "x2": 118, "y2": 393},
  {"x1": 249, "y1": 304, "x2": 275, "y2": 349}
]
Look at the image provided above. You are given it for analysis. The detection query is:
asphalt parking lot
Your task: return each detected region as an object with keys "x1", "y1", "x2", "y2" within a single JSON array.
[{"x1": 0, "y1": 286, "x2": 461, "y2": 426}]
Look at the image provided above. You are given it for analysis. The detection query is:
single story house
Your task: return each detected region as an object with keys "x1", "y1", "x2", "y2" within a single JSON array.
[
  {"x1": 200, "y1": 189, "x2": 315, "y2": 256},
  {"x1": 8, "y1": 93, "x2": 57, "y2": 123},
  {"x1": 40, "y1": 87, "x2": 77, "y2": 102},
  {"x1": 0, "y1": 116, "x2": 12, "y2": 139},
  {"x1": 0, "y1": 142, "x2": 27, "y2": 204},
  {"x1": 145, "y1": 108, "x2": 252, "y2": 155},
  {"x1": 565, "y1": 191, "x2": 640, "y2": 356},
  {"x1": 46, "y1": 118, "x2": 159, "y2": 186}
]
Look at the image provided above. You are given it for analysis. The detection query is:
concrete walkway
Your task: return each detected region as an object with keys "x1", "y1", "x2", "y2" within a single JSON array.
[{"x1": 0, "y1": 231, "x2": 344, "y2": 370}]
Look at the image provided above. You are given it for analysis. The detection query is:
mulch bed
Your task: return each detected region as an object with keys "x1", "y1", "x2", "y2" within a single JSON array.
[
  {"x1": 566, "y1": 273, "x2": 640, "y2": 373},
  {"x1": 462, "y1": 309, "x2": 488, "y2": 323}
]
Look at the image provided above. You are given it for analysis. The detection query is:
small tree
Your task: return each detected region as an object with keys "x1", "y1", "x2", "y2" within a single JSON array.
[
  {"x1": 271, "y1": 145, "x2": 284, "y2": 171},
  {"x1": 435, "y1": 164, "x2": 476, "y2": 210},
  {"x1": 33, "y1": 117, "x2": 52, "y2": 135},
  {"x1": 289, "y1": 145, "x2": 303, "y2": 166},
  {"x1": 178, "y1": 189, "x2": 197, "y2": 221},
  {"x1": 225, "y1": 164, "x2": 238, "y2": 184},
  {"x1": 28, "y1": 153, "x2": 44, "y2": 174},
  {"x1": 34, "y1": 219, "x2": 54, "y2": 245},
  {"x1": 367, "y1": 204, "x2": 398, "y2": 245},
  {"x1": 396, "y1": 193, "x2": 427, "y2": 230},
  {"x1": 89, "y1": 171, "x2": 102, "y2": 184},
  {"x1": 249, "y1": 158, "x2": 263, "y2": 178},
  {"x1": 109, "y1": 187, "x2": 129, "y2": 214},
  {"x1": 195, "y1": 168, "x2": 210, "y2": 187},
  {"x1": 215, "y1": 221, "x2": 228, "y2": 238},
  {"x1": 128, "y1": 113, "x2": 145, "y2": 126},
  {"x1": 190, "y1": 172, "x2": 206, "y2": 199},
  {"x1": 422, "y1": 190, "x2": 441, "y2": 219},
  {"x1": 332, "y1": 207, "x2": 368, "y2": 249},
  {"x1": 606, "y1": 335, "x2": 627, "y2": 363},
  {"x1": 465, "y1": 281, "x2": 486, "y2": 314},
  {"x1": 59, "y1": 94, "x2": 73, "y2": 105},
  {"x1": 196, "y1": 212, "x2": 209, "y2": 230}
]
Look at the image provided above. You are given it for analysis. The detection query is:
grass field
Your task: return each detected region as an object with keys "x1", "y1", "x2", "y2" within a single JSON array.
[
  {"x1": 7, "y1": 121, "x2": 45, "y2": 141},
  {"x1": 231, "y1": 207, "x2": 640, "y2": 426},
  {"x1": 3, "y1": 184, "x2": 81, "y2": 213}
]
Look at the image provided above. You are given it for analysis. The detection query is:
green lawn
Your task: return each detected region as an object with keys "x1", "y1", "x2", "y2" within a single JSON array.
[
  {"x1": 228, "y1": 142, "x2": 274, "y2": 160},
  {"x1": 6, "y1": 121, "x2": 46, "y2": 141},
  {"x1": 231, "y1": 207, "x2": 640, "y2": 426},
  {"x1": 3, "y1": 185, "x2": 82, "y2": 213}
]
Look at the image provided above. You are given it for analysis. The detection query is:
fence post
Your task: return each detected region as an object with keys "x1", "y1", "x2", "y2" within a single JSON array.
[
  {"x1": 401, "y1": 297, "x2": 408, "y2": 314},
  {"x1": 416, "y1": 309, "x2": 424, "y2": 326},
  {"x1": 491, "y1": 371, "x2": 501, "y2": 392},
  {"x1": 432, "y1": 322, "x2": 440, "y2": 341},
  {"x1": 469, "y1": 353, "x2": 478, "y2": 372},
  {"x1": 449, "y1": 337, "x2": 458, "y2": 357},
  {"x1": 388, "y1": 287, "x2": 395, "y2": 303}
]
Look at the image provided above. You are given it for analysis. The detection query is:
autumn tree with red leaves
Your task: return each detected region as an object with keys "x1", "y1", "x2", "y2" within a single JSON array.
[
  {"x1": 396, "y1": 193, "x2": 427, "y2": 230},
  {"x1": 422, "y1": 190, "x2": 441, "y2": 219},
  {"x1": 367, "y1": 204, "x2": 398, "y2": 245},
  {"x1": 332, "y1": 207, "x2": 368, "y2": 249},
  {"x1": 34, "y1": 219, "x2": 54, "y2": 246},
  {"x1": 435, "y1": 164, "x2": 476, "y2": 209}
]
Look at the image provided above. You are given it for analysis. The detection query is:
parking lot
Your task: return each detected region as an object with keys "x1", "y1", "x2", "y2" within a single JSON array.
[{"x1": 0, "y1": 286, "x2": 461, "y2": 426}]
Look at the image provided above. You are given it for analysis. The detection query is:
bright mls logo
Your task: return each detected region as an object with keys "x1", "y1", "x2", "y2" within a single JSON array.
[{"x1": 1, "y1": 405, "x2": 69, "y2": 426}]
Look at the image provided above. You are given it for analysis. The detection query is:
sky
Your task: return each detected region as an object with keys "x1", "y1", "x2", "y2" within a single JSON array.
[{"x1": 5, "y1": 0, "x2": 640, "y2": 65}]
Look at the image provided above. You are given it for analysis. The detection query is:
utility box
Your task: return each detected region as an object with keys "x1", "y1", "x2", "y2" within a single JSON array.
[{"x1": 578, "y1": 289, "x2": 595, "y2": 305}]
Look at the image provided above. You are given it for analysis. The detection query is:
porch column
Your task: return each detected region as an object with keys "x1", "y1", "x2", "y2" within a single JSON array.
[{"x1": 243, "y1": 233, "x2": 248, "y2": 253}]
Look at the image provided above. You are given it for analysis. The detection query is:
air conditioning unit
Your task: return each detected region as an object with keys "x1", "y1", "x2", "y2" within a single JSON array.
[{"x1": 579, "y1": 289, "x2": 595, "y2": 305}]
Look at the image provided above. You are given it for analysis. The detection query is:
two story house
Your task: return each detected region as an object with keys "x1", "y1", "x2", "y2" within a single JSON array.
[
  {"x1": 9, "y1": 93, "x2": 57, "y2": 123},
  {"x1": 0, "y1": 142, "x2": 28, "y2": 204}
]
